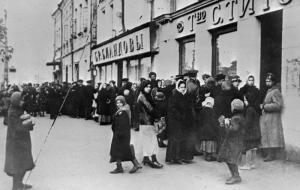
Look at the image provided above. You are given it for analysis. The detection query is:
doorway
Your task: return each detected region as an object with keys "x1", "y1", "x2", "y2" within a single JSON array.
[{"x1": 259, "y1": 10, "x2": 283, "y2": 97}]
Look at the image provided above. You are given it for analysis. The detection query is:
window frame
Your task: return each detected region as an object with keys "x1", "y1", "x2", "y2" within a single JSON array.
[
  {"x1": 178, "y1": 35, "x2": 195, "y2": 74},
  {"x1": 211, "y1": 23, "x2": 237, "y2": 77}
]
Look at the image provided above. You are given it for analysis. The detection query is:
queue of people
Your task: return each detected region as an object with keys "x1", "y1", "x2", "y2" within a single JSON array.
[
  {"x1": 107, "y1": 71, "x2": 285, "y2": 185},
  {"x1": 2, "y1": 70, "x2": 285, "y2": 189}
]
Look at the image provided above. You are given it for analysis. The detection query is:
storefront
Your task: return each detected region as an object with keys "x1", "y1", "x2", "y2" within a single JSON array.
[
  {"x1": 154, "y1": 0, "x2": 300, "y2": 162},
  {"x1": 92, "y1": 22, "x2": 158, "y2": 86}
]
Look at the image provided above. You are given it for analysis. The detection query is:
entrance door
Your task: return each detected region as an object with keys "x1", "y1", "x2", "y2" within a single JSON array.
[{"x1": 259, "y1": 10, "x2": 283, "y2": 96}]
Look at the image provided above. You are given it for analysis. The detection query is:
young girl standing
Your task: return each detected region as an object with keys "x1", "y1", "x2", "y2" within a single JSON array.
[
  {"x1": 109, "y1": 96, "x2": 141, "y2": 174},
  {"x1": 218, "y1": 99, "x2": 246, "y2": 185}
]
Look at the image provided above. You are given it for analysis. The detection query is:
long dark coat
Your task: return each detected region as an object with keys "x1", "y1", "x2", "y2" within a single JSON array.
[
  {"x1": 198, "y1": 107, "x2": 219, "y2": 141},
  {"x1": 218, "y1": 112, "x2": 246, "y2": 164},
  {"x1": 166, "y1": 90, "x2": 192, "y2": 162},
  {"x1": 214, "y1": 90, "x2": 235, "y2": 118},
  {"x1": 4, "y1": 101, "x2": 34, "y2": 176},
  {"x1": 110, "y1": 110, "x2": 133, "y2": 163},
  {"x1": 240, "y1": 85, "x2": 261, "y2": 151},
  {"x1": 213, "y1": 90, "x2": 235, "y2": 149},
  {"x1": 97, "y1": 89, "x2": 112, "y2": 115}
]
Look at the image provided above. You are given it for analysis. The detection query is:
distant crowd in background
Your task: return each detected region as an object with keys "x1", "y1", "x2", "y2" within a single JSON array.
[{"x1": 0, "y1": 70, "x2": 285, "y2": 185}]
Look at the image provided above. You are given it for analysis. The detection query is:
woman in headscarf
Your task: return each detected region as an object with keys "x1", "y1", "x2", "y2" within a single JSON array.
[
  {"x1": 96, "y1": 83, "x2": 112, "y2": 125},
  {"x1": 239, "y1": 75, "x2": 261, "y2": 169},
  {"x1": 137, "y1": 80, "x2": 163, "y2": 169},
  {"x1": 166, "y1": 80, "x2": 191, "y2": 164},
  {"x1": 109, "y1": 95, "x2": 142, "y2": 174},
  {"x1": 4, "y1": 92, "x2": 35, "y2": 190}
]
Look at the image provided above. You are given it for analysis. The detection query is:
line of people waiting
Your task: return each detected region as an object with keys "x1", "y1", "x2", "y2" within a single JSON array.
[{"x1": 108, "y1": 71, "x2": 285, "y2": 185}]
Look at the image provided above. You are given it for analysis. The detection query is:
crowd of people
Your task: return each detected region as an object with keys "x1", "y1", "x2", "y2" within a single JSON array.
[{"x1": 2, "y1": 70, "x2": 285, "y2": 190}]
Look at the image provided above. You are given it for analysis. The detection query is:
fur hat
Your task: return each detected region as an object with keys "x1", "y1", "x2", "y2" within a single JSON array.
[
  {"x1": 215, "y1": 74, "x2": 226, "y2": 81},
  {"x1": 231, "y1": 75, "x2": 242, "y2": 83},
  {"x1": 115, "y1": 95, "x2": 126, "y2": 105},
  {"x1": 231, "y1": 99, "x2": 244, "y2": 112}
]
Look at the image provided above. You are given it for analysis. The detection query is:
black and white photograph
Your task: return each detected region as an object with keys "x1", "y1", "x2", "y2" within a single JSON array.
[{"x1": 0, "y1": 0, "x2": 300, "y2": 190}]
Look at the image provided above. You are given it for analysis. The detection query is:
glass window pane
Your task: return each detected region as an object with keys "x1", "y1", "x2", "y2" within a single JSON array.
[
  {"x1": 181, "y1": 40, "x2": 195, "y2": 72},
  {"x1": 216, "y1": 31, "x2": 237, "y2": 77},
  {"x1": 140, "y1": 57, "x2": 151, "y2": 80}
]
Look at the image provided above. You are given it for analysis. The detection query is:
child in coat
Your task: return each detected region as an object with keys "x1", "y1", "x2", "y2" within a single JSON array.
[
  {"x1": 198, "y1": 97, "x2": 219, "y2": 161},
  {"x1": 218, "y1": 99, "x2": 246, "y2": 185}
]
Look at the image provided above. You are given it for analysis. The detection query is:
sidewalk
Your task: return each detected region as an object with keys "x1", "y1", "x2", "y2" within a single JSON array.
[{"x1": 0, "y1": 116, "x2": 299, "y2": 190}]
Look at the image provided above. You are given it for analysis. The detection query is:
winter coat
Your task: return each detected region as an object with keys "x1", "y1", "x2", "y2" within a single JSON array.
[
  {"x1": 110, "y1": 108, "x2": 133, "y2": 162},
  {"x1": 218, "y1": 112, "x2": 246, "y2": 164},
  {"x1": 97, "y1": 88, "x2": 112, "y2": 115},
  {"x1": 214, "y1": 90, "x2": 235, "y2": 118},
  {"x1": 168, "y1": 90, "x2": 191, "y2": 135},
  {"x1": 240, "y1": 85, "x2": 261, "y2": 151},
  {"x1": 198, "y1": 107, "x2": 219, "y2": 141},
  {"x1": 4, "y1": 95, "x2": 34, "y2": 176},
  {"x1": 260, "y1": 86, "x2": 285, "y2": 148},
  {"x1": 137, "y1": 92, "x2": 157, "y2": 125},
  {"x1": 166, "y1": 89, "x2": 190, "y2": 162},
  {"x1": 84, "y1": 85, "x2": 95, "y2": 106},
  {"x1": 244, "y1": 106, "x2": 261, "y2": 151}
]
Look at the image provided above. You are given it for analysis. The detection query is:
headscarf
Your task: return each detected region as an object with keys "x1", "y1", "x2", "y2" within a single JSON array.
[
  {"x1": 202, "y1": 97, "x2": 215, "y2": 108},
  {"x1": 10, "y1": 92, "x2": 22, "y2": 108},
  {"x1": 115, "y1": 95, "x2": 131, "y2": 124},
  {"x1": 176, "y1": 79, "x2": 187, "y2": 95},
  {"x1": 140, "y1": 80, "x2": 155, "y2": 107}
]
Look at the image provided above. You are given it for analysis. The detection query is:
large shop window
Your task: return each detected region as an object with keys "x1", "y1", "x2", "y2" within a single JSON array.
[
  {"x1": 127, "y1": 59, "x2": 139, "y2": 82},
  {"x1": 212, "y1": 24, "x2": 238, "y2": 77},
  {"x1": 179, "y1": 37, "x2": 195, "y2": 74}
]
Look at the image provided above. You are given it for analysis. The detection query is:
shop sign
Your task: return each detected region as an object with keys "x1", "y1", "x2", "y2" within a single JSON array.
[
  {"x1": 176, "y1": 0, "x2": 292, "y2": 35},
  {"x1": 92, "y1": 27, "x2": 150, "y2": 65}
]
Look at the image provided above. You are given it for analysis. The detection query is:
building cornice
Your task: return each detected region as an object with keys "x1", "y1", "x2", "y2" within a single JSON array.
[{"x1": 154, "y1": 0, "x2": 221, "y2": 24}]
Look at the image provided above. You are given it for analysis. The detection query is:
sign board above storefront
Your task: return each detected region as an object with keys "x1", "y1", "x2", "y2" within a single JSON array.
[
  {"x1": 92, "y1": 27, "x2": 151, "y2": 65},
  {"x1": 176, "y1": 0, "x2": 292, "y2": 36}
]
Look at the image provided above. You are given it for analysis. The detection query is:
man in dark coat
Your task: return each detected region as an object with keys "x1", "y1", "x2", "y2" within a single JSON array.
[
  {"x1": 212, "y1": 74, "x2": 226, "y2": 97},
  {"x1": 4, "y1": 92, "x2": 35, "y2": 190},
  {"x1": 231, "y1": 75, "x2": 243, "y2": 100},
  {"x1": 76, "y1": 80, "x2": 86, "y2": 118},
  {"x1": 84, "y1": 80, "x2": 96, "y2": 120},
  {"x1": 149, "y1": 72, "x2": 158, "y2": 89},
  {"x1": 183, "y1": 70, "x2": 201, "y2": 157}
]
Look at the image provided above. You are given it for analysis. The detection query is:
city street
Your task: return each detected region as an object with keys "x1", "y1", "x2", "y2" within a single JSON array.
[{"x1": 0, "y1": 116, "x2": 300, "y2": 190}]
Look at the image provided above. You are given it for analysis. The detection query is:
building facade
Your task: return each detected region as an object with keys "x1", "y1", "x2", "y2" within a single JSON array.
[
  {"x1": 92, "y1": 0, "x2": 300, "y2": 162},
  {"x1": 50, "y1": 0, "x2": 97, "y2": 83}
]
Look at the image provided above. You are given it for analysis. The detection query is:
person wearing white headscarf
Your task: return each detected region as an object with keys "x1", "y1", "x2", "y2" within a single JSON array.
[{"x1": 166, "y1": 80, "x2": 193, "y2": 164}]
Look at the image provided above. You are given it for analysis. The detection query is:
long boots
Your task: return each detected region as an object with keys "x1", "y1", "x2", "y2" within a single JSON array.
[
  {"x1": 226, "y1": 163, "x2": 241, "y2": 185},
  {"x1": 129, "y1": 145, "x2": 142, "y2": 174},
  {"x1": 110, "y1": 160, "x2": 124, "y2": 174}
]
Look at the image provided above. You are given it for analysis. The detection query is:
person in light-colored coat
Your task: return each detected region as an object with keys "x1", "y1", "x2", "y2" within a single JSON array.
[{"x1": 260, "y1": 73, "x2": 285, "y2": 162}]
